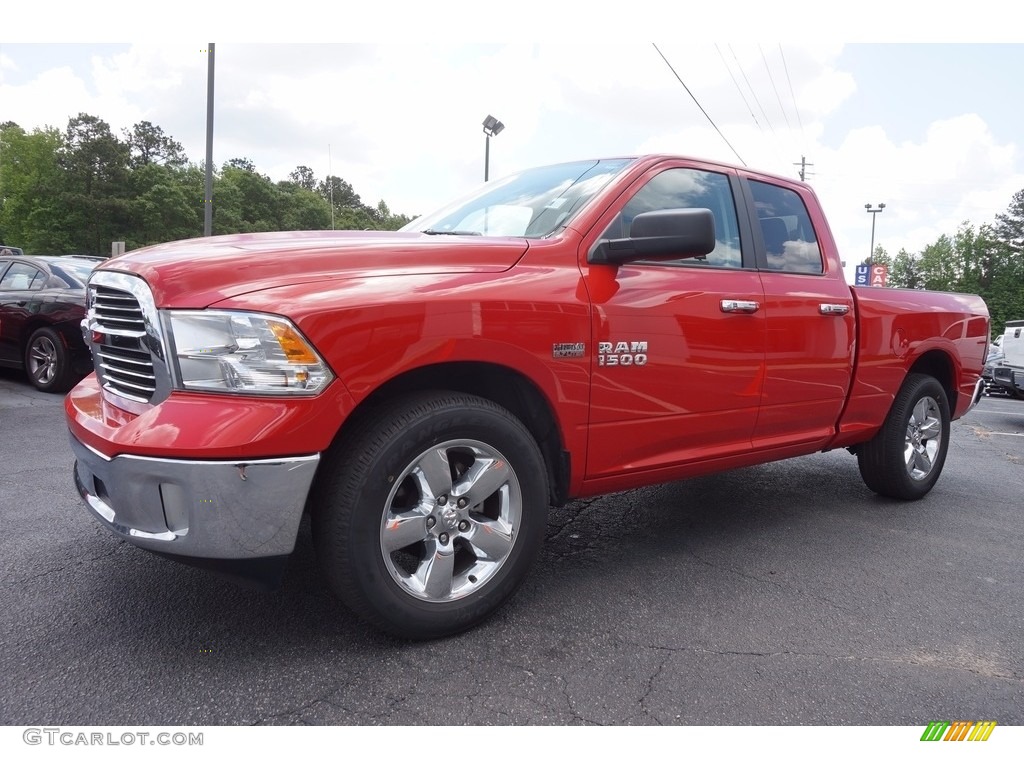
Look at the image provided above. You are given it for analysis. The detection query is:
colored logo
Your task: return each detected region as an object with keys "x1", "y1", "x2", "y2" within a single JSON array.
[{"x1": 920, "y1": 721, "x2": 996, "y2": 742}]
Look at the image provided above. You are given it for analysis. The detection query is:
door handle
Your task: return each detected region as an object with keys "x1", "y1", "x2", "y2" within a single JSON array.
[
  {"x1": 721, "y1": 300, "x2": 760, "y2": 314},
  {"x1": 819, "y1": 303, "x2": 850, "y2": 316}
]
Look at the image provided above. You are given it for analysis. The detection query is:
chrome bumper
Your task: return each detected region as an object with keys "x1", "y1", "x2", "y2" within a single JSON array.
[
  {"x1": 70, "y1": 433, "x2": 319, "y2": 561},
  {"x1": 966, "y1": 375, "x2": 985, "y2": 413}
]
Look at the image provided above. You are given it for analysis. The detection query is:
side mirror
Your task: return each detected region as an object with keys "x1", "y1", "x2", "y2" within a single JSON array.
[{"x1": 589, "y1": 208, "x2": 716, "y2": 265}]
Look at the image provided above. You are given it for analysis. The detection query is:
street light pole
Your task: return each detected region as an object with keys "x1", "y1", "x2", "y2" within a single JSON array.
[
  {"x1": 482, "y1": 115, "x2": 504, "y2": 182},
  {"x1": 204, "y1": 43, "x2": 215, "y2": 237},
  {"x1": 865, "y1": 202, "x2": 885, "y2": 265}
]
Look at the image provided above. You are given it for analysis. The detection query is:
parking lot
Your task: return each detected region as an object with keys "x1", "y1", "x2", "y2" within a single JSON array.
[{"x1": 1, "y1": 367, "x2": 1021, "y2": 726}]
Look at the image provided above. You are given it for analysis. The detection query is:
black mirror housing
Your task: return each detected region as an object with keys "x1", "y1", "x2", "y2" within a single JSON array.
[{"x1": 589, "y1": 208, "x2": 716, "y2": 265}]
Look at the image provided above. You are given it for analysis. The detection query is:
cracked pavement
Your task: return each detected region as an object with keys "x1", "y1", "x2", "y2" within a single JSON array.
[{"x1": 1, "y1": 368, "x2": 1022, "y2": 725}]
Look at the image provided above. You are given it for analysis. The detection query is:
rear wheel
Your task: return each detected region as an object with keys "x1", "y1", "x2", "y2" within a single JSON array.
[
  {"x1": 313, "y1": 391, "x2": 549, "y2": 639},
  {"x1": 25, "y1": 327, "x2": 74, "y2": 393},
  {"x1": 857, "y1": 373, "x2": 950, "y2": 500}
]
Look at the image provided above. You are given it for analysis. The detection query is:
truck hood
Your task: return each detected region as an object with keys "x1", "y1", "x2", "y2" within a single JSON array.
[{"x1": 97, "y1": 230, "x2": 529, "y2": 308}]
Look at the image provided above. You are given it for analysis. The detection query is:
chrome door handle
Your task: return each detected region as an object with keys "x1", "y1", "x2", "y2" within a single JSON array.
[
  {"x1": 819, "y1": 303, "x2": 850, "y2": 316},
  {"x1": 721, "y1": 300, "x2": 760, "y2": 314}
]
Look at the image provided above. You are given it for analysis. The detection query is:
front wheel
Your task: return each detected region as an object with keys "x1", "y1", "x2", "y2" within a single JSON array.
[
  {"x1": 857, "y1": 373, "x2": 951, "y2": 500},
  {"x1": 313, "y1": 391, "x2": 549, "y2": 639}
]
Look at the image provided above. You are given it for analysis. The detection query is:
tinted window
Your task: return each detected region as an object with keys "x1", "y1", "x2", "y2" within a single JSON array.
[
  {"x1": 605, "y1": 168, "x2": 742, "y2": 268},
  {"x1": 0, "y1": 262, "x2": 44, "y2": 291},
  {"x1": 48, "y1": 261, "x2": 94, "y2": 288},
  {"x1": 749, "y1": 180, "x2": 823, "y2": 274}
]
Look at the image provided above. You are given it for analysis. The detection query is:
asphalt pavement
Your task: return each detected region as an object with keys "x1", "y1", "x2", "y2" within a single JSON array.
[{"x1": 1, "y1": 367, "x2": 1021, "y2": 725}]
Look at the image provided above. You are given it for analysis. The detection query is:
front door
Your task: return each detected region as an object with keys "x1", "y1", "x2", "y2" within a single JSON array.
[{"x1": 581, "y1": 162, "x2": 766, "y2": 481}]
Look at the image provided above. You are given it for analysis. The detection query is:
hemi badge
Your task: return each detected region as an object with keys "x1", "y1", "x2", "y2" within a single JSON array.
[{"x1": 552, "y1": 342, "x2": 585, "y2": 359}]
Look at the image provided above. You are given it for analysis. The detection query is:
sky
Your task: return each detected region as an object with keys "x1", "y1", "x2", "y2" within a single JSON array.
[{"x1": 2, "y1": 4, "x2": 1022, "y2": 282}]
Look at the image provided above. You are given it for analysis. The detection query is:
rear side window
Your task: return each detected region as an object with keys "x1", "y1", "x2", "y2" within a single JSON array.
[
  {"x1": 0, "y1": 262, "x2": 44, "y2": 290},
  {"x1": 749, "y1": 180, "x2": 823, "y2": 274}
]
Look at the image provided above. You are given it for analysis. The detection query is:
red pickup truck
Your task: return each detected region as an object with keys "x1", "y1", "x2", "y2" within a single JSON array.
[{"x1": 66, "y1": 155, "x2": 989, "y2": 639}]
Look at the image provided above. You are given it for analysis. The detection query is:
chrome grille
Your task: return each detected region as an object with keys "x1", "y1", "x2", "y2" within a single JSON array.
[
  {"x1": 91, "y1": 285, "x2": 156, "y2": 401},
  {"x1": 85, "y1": 273, "x2": 170, "y2": 409},
  {"x1": 91, "y1": 287, "x2": 147, "y2": 334}
]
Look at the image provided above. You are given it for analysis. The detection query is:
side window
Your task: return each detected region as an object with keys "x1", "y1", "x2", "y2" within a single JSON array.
[
  {"x1": 605, "y1": 168, "x2": 742, "y2": 268},
  {"x1": 749, "y1": 180, "x2": 823, "y2": 274},
  {"x1": 0, "y1": 262, "x2": 43, "y2": 291}
]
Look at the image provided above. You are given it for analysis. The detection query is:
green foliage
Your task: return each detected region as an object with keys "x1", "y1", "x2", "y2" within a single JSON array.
[
  {"x1": 126, "y1": 121, "x2": 186, "y2": 169},
  {"x1": 0, "y1": 114, "x2": 414, "y2": 256},
  {"x1": 882, "y1": 219, "x2": 1024, "y2": 335},
  {"x1": 0, "y1": 124, "x2": 68, "y2": 252}
]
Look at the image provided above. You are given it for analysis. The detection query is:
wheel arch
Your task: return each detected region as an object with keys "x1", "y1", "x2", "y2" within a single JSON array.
[
  {"x1": 321, "y1": 361, "x2": 571, "y2": 507},
  {"x1": 20, "y1": 318, "x2": 57, "y2": 354},
  {"x1": 907, "y1": 348, "x2": 957, "y2": 412}
]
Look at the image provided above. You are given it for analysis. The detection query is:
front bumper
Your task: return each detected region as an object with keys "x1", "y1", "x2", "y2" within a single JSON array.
[
  {"x1": 993, "y1": 367, "x2": 1024, "y2": 396},
  {"x1": 70, "y1": 433, "x2": 319, "y2": 583}
]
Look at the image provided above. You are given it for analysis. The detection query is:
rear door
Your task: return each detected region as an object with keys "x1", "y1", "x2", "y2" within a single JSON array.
[{"x1": 740, "y1": 175, "x2": 856, "y2": 449}]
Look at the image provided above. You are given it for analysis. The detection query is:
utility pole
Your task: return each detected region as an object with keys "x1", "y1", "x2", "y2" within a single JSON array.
[
  {"x1": 793, "y1": 155, "x2": 813, "y2": 182},
  {"x1": 865, "y1": 202, "x2": 886, "y2": 264}
]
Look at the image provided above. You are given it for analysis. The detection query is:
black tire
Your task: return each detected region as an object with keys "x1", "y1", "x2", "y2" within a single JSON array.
[
  {"x1": 312, "y1": 391, "x2": 549, "y2": 640},
  {"x1": 24, "y1": 327, "x2": 74, "y2": 393},
  {"x1": 857, "y1": 373, "x2": 951, "y2": 500}
]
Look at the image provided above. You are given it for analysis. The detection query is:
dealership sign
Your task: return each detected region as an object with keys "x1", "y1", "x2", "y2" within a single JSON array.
[{"x1": 855, "y1": 264, "x2": 888, "y2": 287}]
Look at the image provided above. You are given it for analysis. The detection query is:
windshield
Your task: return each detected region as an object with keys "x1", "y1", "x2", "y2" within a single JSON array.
[{"x1": 402, "y1": 158, "x2": 635, "y2": 238}]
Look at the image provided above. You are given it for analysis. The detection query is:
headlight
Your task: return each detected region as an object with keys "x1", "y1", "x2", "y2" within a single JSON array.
[{"x1": 165, "y1": 311, "x2": 334, "y2": 395}]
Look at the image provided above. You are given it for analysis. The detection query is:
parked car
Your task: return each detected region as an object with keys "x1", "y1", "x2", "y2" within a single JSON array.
[{"x1": 0, "y1": 255, "x2": 96, "y2": 392}]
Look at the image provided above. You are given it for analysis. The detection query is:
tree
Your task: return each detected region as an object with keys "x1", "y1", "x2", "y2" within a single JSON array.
[
  {"x1": 993, "y1": 188, "x2": 1024, "y2": 258},
  {"x1": 373, "y1": 199, "x2": 413, "y2": 230},
  {"x1": 225, "y1": 157, "x2": 257, "y2": 173},
  {"x1": 288, "y1": 165, "x2": 317, "y2": 191},
  {"x1": 277, "y1": 181, "x2": 332, "y2": 231},
  {"x1": 126, "y1": 163, "x2": 202, "y2": 248},
  {"x1": 3, "y1": 113, "x2": 417, "y2": 250},
  {"x1": 59, "y1": 113, "x2": 132, "y2": 255},
  {"x1": 318, "y1": 175, "x2": 364, "y2": 209},
  {"x1": 125, "y1": 121, "x2": 187, "y2": 168},
  {"x1": 889, "y1": 248, "x2": 922, "y2": 290},
  {"x1": 0, "y1": 124, "x2": 69, "y2": 252},
  {"x1": 217, "y1": 164, "x2": 280, "y2": 233}
]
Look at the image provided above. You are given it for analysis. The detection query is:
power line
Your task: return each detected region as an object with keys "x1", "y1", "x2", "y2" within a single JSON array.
[
  {"x1": 779, "y1": 45, "x2": 805, "y2": 146},
  {"x1": 715, "y1": 43, "x2": 763, "y2": 134},
  {"x1": 759, "y1": 44, "x2": 792, "y2": 133},
  {"x1": 652, "y1": 43, "x2": 745, "y2": 166},
  {"x1": 729, "y1": 44, "x2": 777, "y2": 139}
]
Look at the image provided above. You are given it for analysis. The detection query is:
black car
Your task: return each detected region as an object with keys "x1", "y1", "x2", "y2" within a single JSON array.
[{"x1": 0, "y1": 255, "x2": 96, "y2": 392}]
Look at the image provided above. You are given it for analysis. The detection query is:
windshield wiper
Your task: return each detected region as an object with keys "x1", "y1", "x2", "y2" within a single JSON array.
[{"x1": 421, "y1": 229, "x2": 482, "y2": 236}]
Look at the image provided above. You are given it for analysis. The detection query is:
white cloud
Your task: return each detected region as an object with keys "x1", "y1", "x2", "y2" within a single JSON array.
[
  {"x1": 813, "y1": 113, "x2": 1020, "y2": 275},
  {"x1": 2, "y1": 41, "x2": 1022, "y2": 273}
]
